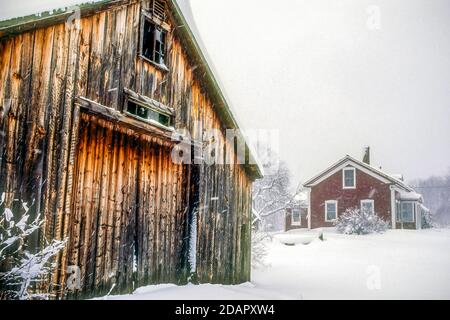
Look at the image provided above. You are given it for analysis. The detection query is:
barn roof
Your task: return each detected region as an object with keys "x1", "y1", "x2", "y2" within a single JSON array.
[
  {"x1": 303, "y1": 155, "x2": 415, "y2": 192},
  {"x1": 0, "y1": 0, "x2": 263, "y2": 180}
]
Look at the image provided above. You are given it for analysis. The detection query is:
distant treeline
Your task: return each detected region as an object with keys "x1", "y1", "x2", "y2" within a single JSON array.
[{"x1": 410, "y1": 170, "x2": 450, "y2": 225}]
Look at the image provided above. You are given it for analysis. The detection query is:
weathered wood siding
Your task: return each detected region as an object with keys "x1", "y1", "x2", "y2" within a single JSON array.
[{"x1": 0, "y1": 0, "x2": 252, "y2": 297}]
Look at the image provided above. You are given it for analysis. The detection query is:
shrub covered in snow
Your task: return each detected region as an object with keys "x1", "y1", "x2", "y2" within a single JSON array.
[
  {"x1": 0, "y1": 195, "x2": 66, "y2": 300},
  {"x1": 422, "y1": 210, "x2": 434, "y2": 229},
  {"x1": 334, "y1": 207, "x2": 388, "y2": 235}
]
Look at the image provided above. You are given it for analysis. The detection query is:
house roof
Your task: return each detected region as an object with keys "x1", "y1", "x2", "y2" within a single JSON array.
[
  {"x1": 0, "y1": 0, "x2": 263, "y2": 180},
  {"x1": 303, "y1": 155, "x2": 415, "y2": 192}
]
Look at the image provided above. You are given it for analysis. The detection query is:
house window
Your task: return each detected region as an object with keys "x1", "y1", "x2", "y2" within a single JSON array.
[
  {"x1": 399, "y1": 202, "x2": 415, "y2": 223},
  {"x1": 142, "y1": 18, "x2": 167, "y2": 66},
  {"x1": 292, "y1": 208, "x2": 301, "y2": 226},
  {"x1": 361, "y1": 199, "x2": 374, "y2": 214},
  {"x1": 325, "y1": 200, "x2": 338, "y2": 222},
  {"x1": 126, "y1": 99, "x2": 171, "y2": 127},
  {"x1": 343, "y1": 167, "x2": 356, "y2": 188}
]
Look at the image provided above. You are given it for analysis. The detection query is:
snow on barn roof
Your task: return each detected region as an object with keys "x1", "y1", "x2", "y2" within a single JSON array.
[{"x1": 0, "y1": 0, "x2": 263, "y2": 179}]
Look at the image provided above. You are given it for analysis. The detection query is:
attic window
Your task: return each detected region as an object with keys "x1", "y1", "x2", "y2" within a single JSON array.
[
  {"x1": 142, "y1": 18, "x2": 167, "y2": 67},
  {"x1": 126, "y1": 99, "x2": 171, "y2": 127},
  {"x1": 343, "y1": 167, "x2": 356, "y2": 189}
]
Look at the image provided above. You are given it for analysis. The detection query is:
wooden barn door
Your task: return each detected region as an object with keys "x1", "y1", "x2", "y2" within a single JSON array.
[{"x1": 67, "y1": 114, "x2": 188, "y2": 297}]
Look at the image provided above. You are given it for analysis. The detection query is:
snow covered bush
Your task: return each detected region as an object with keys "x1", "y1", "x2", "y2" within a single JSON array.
[
  {"x1": 0, "y1": 194, "x2": 66, "y2": 300},
  {"x1": 334, "y1": 208, "x2": 388, "y2": 235},
  {"x1": 422, "y1": 210, "x2": 434, "y2": 229}
]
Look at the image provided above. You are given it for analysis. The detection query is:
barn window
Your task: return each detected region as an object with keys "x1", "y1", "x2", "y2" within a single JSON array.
[
  {"x1": 142, "y1": 18, "x2": 167, "y2": 66},
  {"x1": 343, "y1": 167, "x2": 356, "y2": 189},
  {"x1": 325, "y1": 200, "x2": 338, "y2": 222},
  {"x1": 126, "y1": 99, "x2": 171, "y2": 127}
]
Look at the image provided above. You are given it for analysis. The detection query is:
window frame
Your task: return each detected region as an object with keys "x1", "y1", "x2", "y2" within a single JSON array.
[
  {"x1": 325, "y1": 200, "x2": 338, "y2": 222},
  {"x1": 399, "y1": 201, "x2": 415, "y2": 223},
  {"x1": 139, "y1": 11, "x2": 170, "y2": 72},
  {"x1": 291, "y1": 207, "x2": 301, "y2": 226},
  {"x1": 342, "y1": 167, "x2": 356, "y2": 189},
  {"x1": 360, "y1": 199, "x2": 375, "y2": 214},
  {"x1": 123, "y1": 89, "x2": 174, "y2": 130}
]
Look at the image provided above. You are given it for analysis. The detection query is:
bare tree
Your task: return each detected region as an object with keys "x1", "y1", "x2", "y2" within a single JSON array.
[{"x1": 252, "y1": 160, "x2": 293, "y2": 231}]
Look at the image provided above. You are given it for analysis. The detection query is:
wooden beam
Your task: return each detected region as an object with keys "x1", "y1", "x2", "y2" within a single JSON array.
[{"x1": 76, "y1": 96, "x2": 181, "y2": 143}]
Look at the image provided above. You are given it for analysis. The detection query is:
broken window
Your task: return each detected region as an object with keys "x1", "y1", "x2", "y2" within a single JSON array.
[
  {"x1": 126, "y1": 100, "x2": 171, "y2": 127},
  {"x1": 142, "y1": 18, "x2": 167, "y2": 66}
]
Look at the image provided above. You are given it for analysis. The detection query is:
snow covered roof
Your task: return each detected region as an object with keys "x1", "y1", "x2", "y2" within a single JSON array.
[
  {"x1": 0, "y1": 0, "x2": 263, "y2": 180},
  {"x1": 390, "y1": 174, "x2": 404, "y2": 181},
  {"x1": 397, "y1": 190, "x2": 423, "y2": 202},
  {"x1": 303, "y1": 155, "x2": 415, "y2": 192},
  {"x1": 294, "y1": 192, "x2": 307, "y2": 203}
]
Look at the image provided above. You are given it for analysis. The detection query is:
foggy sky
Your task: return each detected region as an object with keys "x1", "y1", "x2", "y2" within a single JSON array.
[
  {"x1": 1, "y1": 0, "x2": 449, "y2": 184},
  {"x1": 187, "y1": 0, "x2": 450, "y2": 183}
]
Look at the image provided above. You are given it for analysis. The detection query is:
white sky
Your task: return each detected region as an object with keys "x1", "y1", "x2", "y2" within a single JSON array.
[{"x1": 1, "y1": 0, "x2": 449, "y2": 184}]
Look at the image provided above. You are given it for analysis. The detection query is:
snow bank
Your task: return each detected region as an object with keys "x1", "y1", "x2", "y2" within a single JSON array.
[{"x1": 95, "y1": 228, "x2": 450, "y2": 300}]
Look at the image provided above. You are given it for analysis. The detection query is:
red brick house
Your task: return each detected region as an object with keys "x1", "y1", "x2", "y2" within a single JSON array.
[{"x1": 303, "y1": 155, "x2": 428, "y2": 230}]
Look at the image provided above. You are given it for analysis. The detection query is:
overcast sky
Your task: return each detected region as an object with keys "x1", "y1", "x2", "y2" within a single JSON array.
[{"x1": 1, "y1": 0, "x2": 449, "y2": 184}]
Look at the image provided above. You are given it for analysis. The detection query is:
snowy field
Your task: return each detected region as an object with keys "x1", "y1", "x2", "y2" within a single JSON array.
[{"x1": 99, "y1": 228, "x2": 450, "y2": 300}]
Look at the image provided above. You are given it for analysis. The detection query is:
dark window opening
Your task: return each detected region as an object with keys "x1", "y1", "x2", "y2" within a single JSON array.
[
  {"x1": 126, "y1": 100, "x2": 171, "y2": 127},
  {"x1": 142, "y1": 19, "x2": 167, "y2": 66}
]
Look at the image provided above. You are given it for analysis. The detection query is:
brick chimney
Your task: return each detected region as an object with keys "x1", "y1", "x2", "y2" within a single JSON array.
[{"x1": 363, "y1": 146, "x2": 370, "y2": 165}]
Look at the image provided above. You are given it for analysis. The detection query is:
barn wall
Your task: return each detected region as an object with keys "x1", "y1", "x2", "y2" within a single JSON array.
[{"x1": 0, "y1": 0, "x2": 252, "y2": 296}]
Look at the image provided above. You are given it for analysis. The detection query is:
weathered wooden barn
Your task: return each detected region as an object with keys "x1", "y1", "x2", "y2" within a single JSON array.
[{"x1": 0, "y1": 0, "x2": 262, "y2": 298}]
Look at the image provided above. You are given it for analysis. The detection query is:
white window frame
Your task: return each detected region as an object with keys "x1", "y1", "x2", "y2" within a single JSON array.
[
  {"x1": 400, "y1": 201, "x2": 415, "y2": 223},
  {"x1": 360, "y1": 199, "x2": 375, "y2": 214},
  {"x1": 291, "y1": 208, "x2": 301, "y2": 226},
  {"x1": 342, "y1": 167, "x2": 356, "y2": 189},
  {"x1": 325, "y1": 200, "x2": 338, "y2": 222}
]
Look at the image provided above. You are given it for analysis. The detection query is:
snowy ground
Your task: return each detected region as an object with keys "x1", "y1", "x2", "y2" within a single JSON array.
[{"x1": 98, "y1": 228, "x2": 450, "y2": 300}]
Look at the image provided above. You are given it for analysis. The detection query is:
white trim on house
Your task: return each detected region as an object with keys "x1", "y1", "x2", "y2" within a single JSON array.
[
  {"x1": 416, "y1": 203, "x2": 421, "y2": 230},
  {"x1": 390, "y1": 185, "x2": 397, "y2": 229},
  {"x1": 342, "y1": 167, "x2": 356, "y2": 189},
  {"x1": 305, "y1": 159, "x2": 391, "y2": 187},
  {"x1": 325, "y1": 200, "x2": 338, "y2": 222},
  {"x1": 360, "y1": 199, "x2": 375, "y2": 213},
  {"x1": 303, "y1": 155, "x2": 413, "y2": 192},
  {"x1": 307, "y1": 188, "x2": 312, "y2": 229}
]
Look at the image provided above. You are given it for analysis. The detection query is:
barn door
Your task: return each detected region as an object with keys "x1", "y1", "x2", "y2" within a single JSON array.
[
  {"x1": 67, "y1": 114, "x2": 188, "y2": 296},
  {"x1": 68, "y1": 117, "x2": 141, "y2": 295}
]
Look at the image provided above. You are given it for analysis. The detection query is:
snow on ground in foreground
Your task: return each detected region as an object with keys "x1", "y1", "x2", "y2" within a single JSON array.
[{"x1": 98, "y1": 228, "x2": 450, "y2": 300}]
